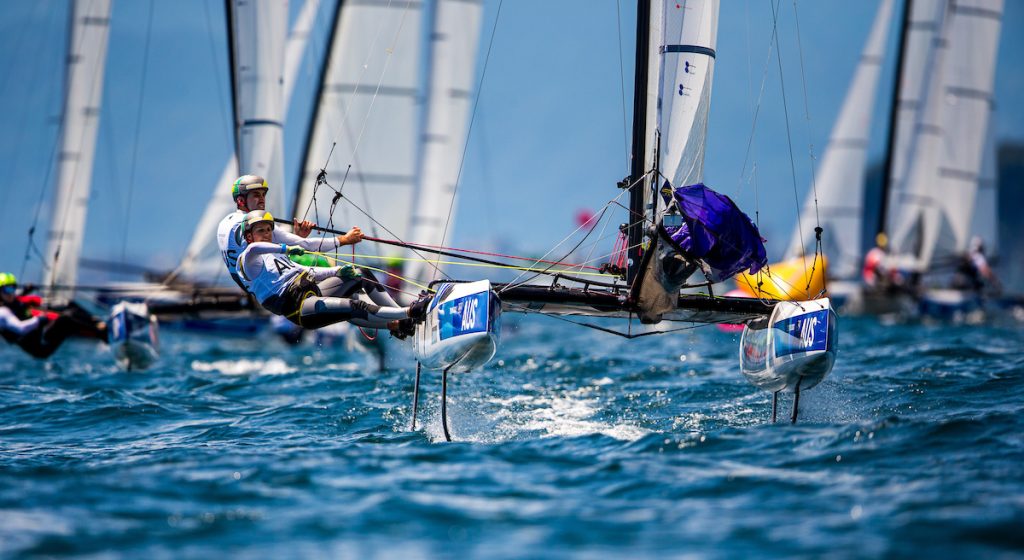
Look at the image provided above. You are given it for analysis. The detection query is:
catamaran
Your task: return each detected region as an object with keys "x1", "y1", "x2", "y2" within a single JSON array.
[{"x1": 288, "y1": 0, "x2": 839, "y2": 439}]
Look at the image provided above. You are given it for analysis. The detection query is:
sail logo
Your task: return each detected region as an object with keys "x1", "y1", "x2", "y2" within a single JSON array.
[
  {"x1": 438, "y1": 292, "x2": 489, "y2": 340},
  {"x1": 799, "y1": 315, "x2": 818, "y2": 348},
  {"x1": 773, "y1": 309, "x2": 829, "y2": 357}
]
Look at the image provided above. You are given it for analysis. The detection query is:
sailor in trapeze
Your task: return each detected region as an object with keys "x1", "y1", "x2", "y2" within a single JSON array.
[{"x1": 235, "y1": 211, "x2": 428, "y2": 337}]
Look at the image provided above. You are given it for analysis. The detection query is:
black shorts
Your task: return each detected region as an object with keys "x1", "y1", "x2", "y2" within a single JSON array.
[{"x1": 261, "y1": 273, "x2": 321, "y2": 320}]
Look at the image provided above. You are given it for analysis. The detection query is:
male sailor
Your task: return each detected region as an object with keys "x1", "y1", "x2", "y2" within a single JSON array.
[
  {"x1": 217, "y1": 174, "x2": 364, "y2": 289},
  {"x1": 0, "y1": 273, "x2": 106, "y2": 359},
  {"x1": 236, "y1": 211, "x2": 428, "y2": 336}
]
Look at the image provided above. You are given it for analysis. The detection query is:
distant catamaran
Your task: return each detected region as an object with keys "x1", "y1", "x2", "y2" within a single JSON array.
[{"x1": 774, "y1": 0, "x2": 1004, "y2": 316}]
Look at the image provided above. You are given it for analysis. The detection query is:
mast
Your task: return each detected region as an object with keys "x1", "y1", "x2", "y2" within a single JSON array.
[
  {"x1": 224, "y1": 0, "x2": 240, "y2": 163},
  {"x1": 626, "y1": 0, "x2": 653, "y2": 285},
  {"x1": 876, "y1": 0, "x2": 912, "y2": 240}
]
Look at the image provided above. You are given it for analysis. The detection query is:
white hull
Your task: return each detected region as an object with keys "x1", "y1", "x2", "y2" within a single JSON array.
[
  {"x1": 740, "y1": 298, "x2": 837, "y2": 393},
  {"x1": 413, "y1": 280, "x2": 501, "y2": 373},
  {"x1": 109, "y1": 302, "x2": 160, "y2": 371}
]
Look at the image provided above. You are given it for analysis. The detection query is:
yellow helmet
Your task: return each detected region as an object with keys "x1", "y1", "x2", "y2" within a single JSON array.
[
  {"x1": 243, "y1": 211, "x2": 275, "y2": 236},
  {"x1": 0, "y1": 272, "x2": 16, "y2": 289}
]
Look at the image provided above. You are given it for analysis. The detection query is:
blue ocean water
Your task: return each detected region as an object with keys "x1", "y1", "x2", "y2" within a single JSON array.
[{"x1": 1, "y1": 316, "x2": 1022, "y2": 558}]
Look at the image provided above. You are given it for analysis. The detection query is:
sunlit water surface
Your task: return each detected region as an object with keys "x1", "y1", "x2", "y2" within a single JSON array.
[{"x1": 2, "y1": 316, "x2": 1022, "y2": 558}]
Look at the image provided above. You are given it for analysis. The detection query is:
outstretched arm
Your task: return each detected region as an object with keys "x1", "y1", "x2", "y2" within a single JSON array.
[{"x1": 0, "y1": 306, "x2": 42, "y2": 336}]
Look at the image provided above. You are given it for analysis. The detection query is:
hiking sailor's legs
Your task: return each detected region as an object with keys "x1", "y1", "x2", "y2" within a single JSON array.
[
  {"x1": 297, "y1": 295, "x2": 409, "y2": 330},
  {"x1": 316, "y1": 268, "x2": 402, "y2": 308}
]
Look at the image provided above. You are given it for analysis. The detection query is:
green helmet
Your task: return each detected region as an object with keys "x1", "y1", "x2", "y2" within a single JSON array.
[
  {"x1": 231, "y1": 174, "x2": 268, "y2": 200},
  {"x1": 0, "y1": 272, "x2": 16, "y2": 289},
  {"x1": 242, "y1": 210, "x2": 276, "y2": 236}
]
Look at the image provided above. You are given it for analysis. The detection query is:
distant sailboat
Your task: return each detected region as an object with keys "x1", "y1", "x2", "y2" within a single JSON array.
[{"x1": 762, "y1": 0, "x2": 1004, "y2": 319}]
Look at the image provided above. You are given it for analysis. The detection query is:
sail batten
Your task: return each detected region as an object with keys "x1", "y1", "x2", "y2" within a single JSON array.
[{"x1": 889, "y1": 0, "x2": 1003, "y2": 270}]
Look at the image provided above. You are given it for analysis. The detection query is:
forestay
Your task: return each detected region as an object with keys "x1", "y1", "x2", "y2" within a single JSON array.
[{"x1": 44, "y1": 0, "x2": 113, "y2": 302}]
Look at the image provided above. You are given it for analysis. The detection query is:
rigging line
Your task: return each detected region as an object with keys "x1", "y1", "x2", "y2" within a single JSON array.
[
  {"x1": 335, "y1": 0, "x2": 418, "y2": 174},
  {"x1": 202, "y1": 0, "x2": 233, "y2": 152},
  {"x1": 121, "y1": 0, "x2": 155, "y2": 264},
  {"x1": 42, "y1": 0, "x2": 113, "y2": 287},
  {"x1": 366, "y1": 236, "x2": 605, "y2": 271},
  {"x1": 507, "y1": 303, "x2": 724, "y2": 339},
  {"x1": 325, "y1": 182, "x2": 453, "y2": 281},
  {"x1": 497, "y1": 185, "x2": 633, "y2": 292},
  {"x1": 310, "y1": 250, "x2": 614, "y2": 280},
  {"x1": 19, "y1": 0, "x2": 76, "y2": 277},
  {"x1": 1, "y1": 0, "x2": 59, "y2": 222},
  {"x1": 320, "y1": 0, "x2": 406, "y2": 168},
  {"x1": 768, "y1": 0, "x2": 809, "y2": 280},
  {"x1": 307, "y1": 253, "x2": 432, "y2": 294},
  {"x1": 498, "y1": 207, "x2": 607, "y2": 294},
  {"x1": 789, "y1": 0, "x2": 827, "y2": 292},
  {"x1": 734, "y1": 0, "x2": 782, "y2": 197},
  {"x1": 431, "y1": 0, "x2": 504, "y2": 285},
  {"x1": 615, "y1": 0, "x2": 630, "y2": 169}
]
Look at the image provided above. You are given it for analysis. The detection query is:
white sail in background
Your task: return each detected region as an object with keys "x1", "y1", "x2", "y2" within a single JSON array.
[
  {"x1": 886, "y1": 0, "x2": 948, "y2": 203},
  {"x1": 178, "y1": 0, "x2": 321, "y2": 284},
  {"x1": 970, "y1": 117, "x2": 998, "y2": 256},
  {"x1": 404, "y1": 0, "x2": 483, "y2": 286},
  {"x1": 44, "y1": 0, "x2": 113, "y2": 301},
  {"x1": 293, "y1": 1, "x2": 424, "y2": 258},
  {"x1": 231, "y1": 0, "x2": 288, "y2": 212},
  {"x1": 889, "y1": 0, "x2": 1003, "y2": 270},
  {"x1": 657, "y1": 0, "x2": 719, "y2": 190},
  {"x1": 784, "y1": 0, "x2": 893, "y2": 279}
]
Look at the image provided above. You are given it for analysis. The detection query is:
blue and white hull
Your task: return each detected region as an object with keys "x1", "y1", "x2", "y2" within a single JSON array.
[
  {"x1": 740, "y1": 298, "x2": 837, "y2": 393},
  {"x1": 108, "y1": 302, "x2": 160, "y2": 371},
  {"x1": 413, "y1": 280, "x2": 501, "y2": 373}
]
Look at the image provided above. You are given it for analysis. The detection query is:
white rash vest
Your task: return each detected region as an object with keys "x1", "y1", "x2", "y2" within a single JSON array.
[
  {"x1": 236, "y1": 242, "x2": 338, "y2": 305},
  {"x1": 216, "y1": 210, "x2": 344, "y2": 289}
]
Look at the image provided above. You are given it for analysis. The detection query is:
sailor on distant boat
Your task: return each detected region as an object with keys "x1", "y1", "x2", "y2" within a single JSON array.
[
  {"x1": 953, "y1": 236, "x2": 1002, "y2": 296},
  {"x1": 217, "y1": 174, "x2": 364, "y2": 289},
  {"x1": 0, "y1": 273, "x2": 107, "y2": 359},
  {"x1": 235, "y1": 212, "x2": 428, "y2": 336}
]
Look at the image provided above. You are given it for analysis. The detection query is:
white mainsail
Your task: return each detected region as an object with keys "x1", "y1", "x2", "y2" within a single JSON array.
[
  {"x1": 784, "y1": 0, "x2": 893, "y2": 279},
  {"x1": 44, "y1": 0, "x2": 113, "y2": 301},
  {"x1": 889, "y1": 0, "x2": 1003, "y2": 270},
  {"x1": 178, "y1": 0, "x2": 322, "y2": 285},
  {"x1": 656, "y1": 0, "x2": 719, "y2": 190},
  {"x1": 292, "y1": 1, "x2": 424, "y2": 258},
  {"x1": 230, "y1": 0, "x2": 288, "y2": 212},
  {"x1": 403, "y1": 0, "x2": 483, "y2": 286}
]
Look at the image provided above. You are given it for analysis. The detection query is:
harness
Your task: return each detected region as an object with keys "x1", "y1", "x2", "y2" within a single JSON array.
[{"x1": 260, "y1": 271, "x2": 321, "y2": 326}]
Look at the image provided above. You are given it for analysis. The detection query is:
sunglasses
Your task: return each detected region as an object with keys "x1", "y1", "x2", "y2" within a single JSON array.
[{"x1": 1, "y1": 286, "x2": 15, "y2": 295}]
